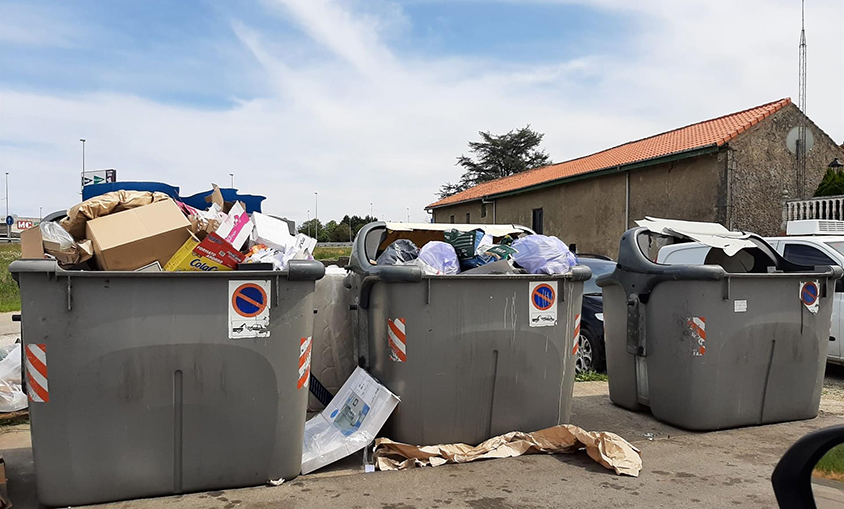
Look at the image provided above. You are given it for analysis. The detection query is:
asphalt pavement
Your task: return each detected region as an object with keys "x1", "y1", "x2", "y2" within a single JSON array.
[{"x1": 3, "y1": 374, "x2": 844, "y2": 508}]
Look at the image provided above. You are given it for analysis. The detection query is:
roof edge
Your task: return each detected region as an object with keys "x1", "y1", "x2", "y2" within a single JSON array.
[{"x1": 426, "y1": 144, "x2": 720, "y2": 210}]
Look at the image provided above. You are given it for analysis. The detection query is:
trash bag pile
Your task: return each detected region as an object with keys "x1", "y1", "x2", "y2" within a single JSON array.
[
  {"x1": 22, "y1": 184, "x2": 315, "y2": 272},
  {"x1": 373, "y1": 227, "x2": 577, "y2": 275}
]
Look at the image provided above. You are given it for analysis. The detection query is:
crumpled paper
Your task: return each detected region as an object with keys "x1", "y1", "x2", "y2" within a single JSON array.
[
  {"x1": 61, "y1": 191, "x2": 171, "y2": 239},
  {"x1": 373, "y1": 424, "x2": 642, "y2": 477}
]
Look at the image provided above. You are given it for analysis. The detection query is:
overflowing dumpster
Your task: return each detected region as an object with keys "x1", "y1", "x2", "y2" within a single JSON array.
[
  {"x1": 598, "y1": 221, "x2": 843, "y2": 431},
  {"x1": 346, "y1": 222, "x2": 590, "y2": 446}
]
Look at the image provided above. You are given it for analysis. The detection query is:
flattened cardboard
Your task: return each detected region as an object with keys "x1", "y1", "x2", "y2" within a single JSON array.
[{"x1": 86, "y1": 200, "x2": 191, "y2": 271}]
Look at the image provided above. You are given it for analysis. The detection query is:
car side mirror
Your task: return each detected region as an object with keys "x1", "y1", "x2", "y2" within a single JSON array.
[{"x1": 772, "y1": 425, "x2": 844, "y2": 508}]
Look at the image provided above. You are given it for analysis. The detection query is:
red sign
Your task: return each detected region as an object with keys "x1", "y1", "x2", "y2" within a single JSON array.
[{"x1": 16, "y1": 220, "x2": 34, "y2": 230}]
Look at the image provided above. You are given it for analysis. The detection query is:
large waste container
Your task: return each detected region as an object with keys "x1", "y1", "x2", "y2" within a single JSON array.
[
  {"x1": 597, "y1": 226, "x2": 843, "y2": 431},
  {"x1": 10, "y1": 259, "x2": 325, "y2": 507},
  {"x1": 347, "y1": 222, "x2": 591, "y2": 446}
]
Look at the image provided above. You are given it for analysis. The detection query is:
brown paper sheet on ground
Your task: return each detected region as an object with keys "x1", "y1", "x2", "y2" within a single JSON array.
[
  {"x1": 373, "y1": 424, "x2": 642, "y2": 477},
  {"x1": 61, "y1": 191, "x2": 171, "y2": 239}
]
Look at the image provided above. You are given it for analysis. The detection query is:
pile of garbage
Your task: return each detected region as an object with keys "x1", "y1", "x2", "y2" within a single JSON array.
[
  {"x1": 22, "y1": 185, "x2": 315, "y2": 272},
  {"x1": 374, "y1": 227, "x2": 578, "y2": 275}
]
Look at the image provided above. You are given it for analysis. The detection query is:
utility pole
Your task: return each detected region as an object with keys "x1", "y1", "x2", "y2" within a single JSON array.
[
  {"x1": 314, "y1": 192, "x2": 319, "y2": 240},
  {"x1": 349, "y1": 215, "x2": 353, "y2": 242},
  {"x1": 307, "y1": 209, "x2": 310, "y2": 237},
  {"x1": 79, "y1": 139, "x2": 86, "y2": 195},
  {"x1": 229, "y1": 173, "x2": 234, "y2": 188},
  {"x1": 797, "y1": 0, "x2": 808, "y2": 197},
  {"x1": 370, "y1": 202, "x2": 373, "y2": 219},
  {"x1": 406, "y1": 207, "x2": 410, "y2": 223},
  {"x1": 4, "y1": 173, "x2": 8, "y2": 239}
]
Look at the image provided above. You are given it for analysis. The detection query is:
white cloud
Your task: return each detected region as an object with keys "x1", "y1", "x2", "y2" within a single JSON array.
[{"x1": 1, "y1": 0, "x2": 842, "y2": 224}]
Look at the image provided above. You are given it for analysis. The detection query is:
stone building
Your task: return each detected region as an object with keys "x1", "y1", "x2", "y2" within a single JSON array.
[{"x1": 426, "y1": 98, "x2": 844, "y2": 257}]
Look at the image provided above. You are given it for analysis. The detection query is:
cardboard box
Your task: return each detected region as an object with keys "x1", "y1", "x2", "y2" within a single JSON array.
[
  {"x1": 86, "y1": 199, "x2": 191, "y2": 271},
  {"x1": 164, "y1": 233, "x2": 234, "y2": 272},
  {"x1": 192, "y1": 233, "x2": 245, "y2": 269},
  {"x1": 20, "y1": 226, "x2": 45, "y2": 258}
]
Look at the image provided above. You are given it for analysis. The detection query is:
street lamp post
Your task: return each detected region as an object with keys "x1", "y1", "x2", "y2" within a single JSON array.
[
  {"x1": 314, "y1": 192, "x2": 319, "y2": 240},
  {"x1": 406, "y1": 208, "x2": 410, "y2": 223},
  {"x1": 79, "y1": 139, "x2": 86, "y2": 195},
  {"x1": 370, "y1": 202, "x2": 373, "y2": 219},
  {"x1": 4, "y1": 172, "x2": 8, "y2": 239},
  {"x1": 307, "y1": 209, "x2": 310, "y2": 237},
  {"x1": 229, "y1": 173, "x2": 234, "y2": 188}
]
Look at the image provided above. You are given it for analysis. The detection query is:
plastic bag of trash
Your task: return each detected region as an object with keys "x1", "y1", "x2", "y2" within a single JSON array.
[
  {"x1": 0, "y1": 344, "x2": 27, "y2": 413},
  {"x1": 376, "y1": 239, "x2": 419, "y2": 266},
  {"x1": 418, "y1": 241, "x2": 460, "y2": 275},
  {"x1": 511, "y1": 235, "x2": 578, "y2": 275},
  {"x1": 40, "y1": 222, "x2": 75, "y2": 251}
]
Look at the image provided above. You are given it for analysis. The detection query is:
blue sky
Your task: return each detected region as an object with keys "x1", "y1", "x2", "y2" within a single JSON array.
[{"x1": 1, "y1": 0, "x2": 842, "y2": 223}]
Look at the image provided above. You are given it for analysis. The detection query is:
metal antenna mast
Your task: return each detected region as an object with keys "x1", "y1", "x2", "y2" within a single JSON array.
[{"x1": 797, "y1": 0, "x2": 807, "y2": 197}]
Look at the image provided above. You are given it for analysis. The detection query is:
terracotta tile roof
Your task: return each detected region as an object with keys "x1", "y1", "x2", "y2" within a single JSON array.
[{"x1": 427, "y1": 98, "x2": 791, "y2": 209}]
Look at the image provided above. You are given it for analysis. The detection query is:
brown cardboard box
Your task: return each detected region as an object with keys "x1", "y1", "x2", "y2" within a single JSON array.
[
  {"x1": 86, "y1": 199, "x2": 191, "y2": 271},
  {"x1": 20, "y1": 227, "x2": 44, "y2": 259}
]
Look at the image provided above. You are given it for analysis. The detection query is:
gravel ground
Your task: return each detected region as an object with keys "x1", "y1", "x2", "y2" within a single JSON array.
[{"x1": 823, "y1": 363, "x2": 844, "y2": 415}]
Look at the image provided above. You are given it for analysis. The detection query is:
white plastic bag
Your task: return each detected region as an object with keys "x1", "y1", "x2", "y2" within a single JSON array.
[
  {"x1": 511, "y1": 235, "x2": 578, "y2": 275},
  {"x1": 418, "y1": 241, "x2": 460, "y2": 275},
  {"x1": 40, "y1": 222, "x2": 75, "y2": 250},
  {"x1": 0, "y1": 344, "x2": 27, "y2": 412}
]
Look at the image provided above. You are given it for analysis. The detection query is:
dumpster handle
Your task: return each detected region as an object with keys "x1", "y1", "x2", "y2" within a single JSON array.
[
  {"x1": 356, "y1": 266, "x2": 424, "y2": 310},
  {"x1": 285, "y1": 260, "x2": 326, "y2": 281}
]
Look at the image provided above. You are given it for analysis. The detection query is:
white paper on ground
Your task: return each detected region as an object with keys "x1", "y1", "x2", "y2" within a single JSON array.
[
  {"x1": 636, "y1": 217, "x2": 757, "y2": 257},
  {"x1": 301, "y1": 367, "x2": 400, "y2": 474}
]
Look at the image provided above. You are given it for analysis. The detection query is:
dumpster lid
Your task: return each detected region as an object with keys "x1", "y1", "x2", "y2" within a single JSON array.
[
  {"x1": 383, "y1": 222, "x2": 527, "y2": 237},
  {"x1": 636, "y1": 217, "x2": 756, "y2": 256}
]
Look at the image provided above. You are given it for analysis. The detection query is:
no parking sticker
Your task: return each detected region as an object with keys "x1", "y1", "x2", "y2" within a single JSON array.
[
  {"x1": 799, "y1": 280, "x2": 820, "y2": 315},
  {"x1": 229, "y1": 280, "x2": 271, "y2": 339},
  {"x1": 529, "y1": 281, "x2": 557, "y2": 327}
]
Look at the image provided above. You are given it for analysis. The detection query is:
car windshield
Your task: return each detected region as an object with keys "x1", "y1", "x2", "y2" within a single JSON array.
[
  {"x1": 580, "y1": 259, "x2": 616, "y2": 294},
  {"x1": 825, "y1": 241, "x2": 844, "y2": 259}
]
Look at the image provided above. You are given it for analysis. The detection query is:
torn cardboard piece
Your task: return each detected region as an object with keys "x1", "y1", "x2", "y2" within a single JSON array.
[
  {"x1": 373, "y1": 424, "x2": 642, "y2": 477},
  {"x1": 636, "y1": 217, "x2": 756, "y2": 257},
  {"x1": 302, "y1": 367, "x2": 400, "y2": 474}
]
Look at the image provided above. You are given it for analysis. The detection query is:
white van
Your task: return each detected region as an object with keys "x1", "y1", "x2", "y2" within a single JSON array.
[{"x1": 657, "y1": 220, "x2": 844, "y2": 365}]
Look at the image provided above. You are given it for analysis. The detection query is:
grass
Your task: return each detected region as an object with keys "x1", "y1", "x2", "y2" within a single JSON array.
[
  {"x1": 313, "y1": 246, "x2": 352, "y2": 261},
  {"x1": 0, "y1": 244, "x2": 20, "y2": 312},
  {"x1": 575, "y1": 370, "x2": 609, "y2": 382},
  {"x1": 814, "y1": 444, "x2": 844, "y2": 481}
]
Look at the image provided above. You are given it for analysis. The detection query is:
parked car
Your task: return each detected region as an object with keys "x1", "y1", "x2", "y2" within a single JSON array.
[
  {"x1": 657, "y1": 219, "x2": 844, "y2": 365},
  {"x1": 575, "y1": 255, "x2": 616, "y2": 374}
]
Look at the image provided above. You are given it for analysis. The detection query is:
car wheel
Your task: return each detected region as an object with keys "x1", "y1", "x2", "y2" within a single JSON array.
[{"x1": 575, "y1": 327, "x2": 605, "y2": 374}]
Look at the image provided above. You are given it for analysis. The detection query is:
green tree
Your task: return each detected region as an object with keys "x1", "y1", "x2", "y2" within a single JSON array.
[
  {"x1": 331, "y1": 222, "x2": 352, "y2": 242},
  {"x1": 438, "y1": 125, "x2": 552, "y2": 199},
  {"x1": 814, "y1": 167, "x2": 844, "y2": 197}
]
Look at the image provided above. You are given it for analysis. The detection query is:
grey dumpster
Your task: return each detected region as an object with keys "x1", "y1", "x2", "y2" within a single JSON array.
[
  {"x1": 597, "y1": 227, "x2": 843, "y2": 431},
  {"x1": 10, "y1": 259, "x2": 325, "y2": 507},
  {"x1": 347, "y1": 222, "x2": 591, "y2": 446}
]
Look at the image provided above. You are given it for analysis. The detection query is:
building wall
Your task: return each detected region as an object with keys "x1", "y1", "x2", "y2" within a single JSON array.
[
  {"x1": 430, "y1": 105, "x2": 844, "y2": 256},
  {"x1": 431, "y1": 154, "x2": 724, "y2": 258},
  {"x1": 729, "y1": 103, "x2": 844, "y2": 235}
]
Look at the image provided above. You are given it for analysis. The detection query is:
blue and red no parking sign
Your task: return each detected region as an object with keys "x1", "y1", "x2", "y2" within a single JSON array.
[{"x1": 531, "y1": 283, "x2": 556, "y2": 311}]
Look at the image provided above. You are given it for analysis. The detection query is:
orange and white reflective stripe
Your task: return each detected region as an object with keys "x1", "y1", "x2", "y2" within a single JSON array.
[
  {"x1": 25, "y1": 344, "x2": 49, "y2": 403},
  {"x1": 387, "y1": 318, "x2": 407, "y2": 362},
  {"x1": 297, "y1": 336, "x2": 312, "y2": 389},
  {"x1": 688, "y1": 316, "x2": 706, "y2": 356},
  {"x1": 572, "y1": 314, "x2": 581, "y2": 356}
]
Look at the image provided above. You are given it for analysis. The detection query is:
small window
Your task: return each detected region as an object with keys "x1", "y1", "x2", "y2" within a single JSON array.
[
  {"x1": 481, "y1": 203, "x2": 487, "y2": 218},
  {"x1": 532, "y1": 208, "x2": 544, "y2": 234},
  {"x1": 450, "y1": 215, "x2": 455, "y2": 224},
  {"x1": 466, "y1": 213, "x2": 471, "y2": 223},
  {"x1": 783, "y1": 244, "x2": 835, "y2": 266}
]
